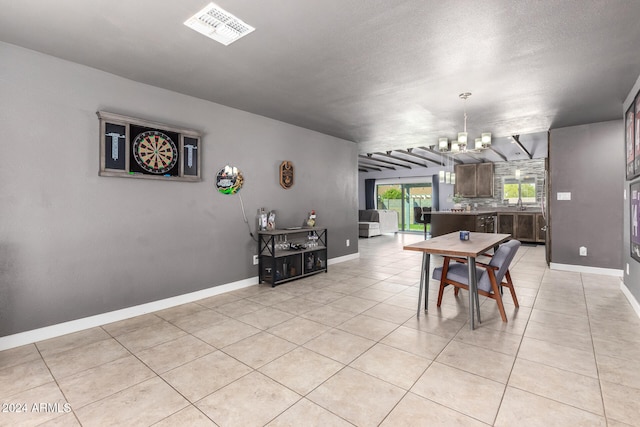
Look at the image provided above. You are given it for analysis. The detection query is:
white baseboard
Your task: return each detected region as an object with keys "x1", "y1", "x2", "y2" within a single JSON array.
[
  {"x1": 0, "y1": 254, "x2": 358, "y2": 351},
  {"x1": 0, "y1": 277, "x2": 258, "y2": 351},
  {"x1": 621, "y1": 282, "x2": 640, "y2": 320},
  {"x1": 329, "y1": 253, "x2": 359, "y2": 265},
  {"x1": 550, "y1": 262, "x2": 624, "y2": 277}
]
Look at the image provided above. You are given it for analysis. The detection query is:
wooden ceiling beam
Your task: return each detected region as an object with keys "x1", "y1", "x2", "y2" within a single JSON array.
[
  {"x1": 396, "y1": 148, "x2": 444, "y2": 166},
  {"x1": 417, "y1": 146, "x2": 464, "y2": 164},
  {"x1": 357, "y1": 161, "x2": 391, "y2": 171},
  {"x1": 511, "y1": 135, "x2": 533, "y2": 159},
  {"x1": 359, "y1": 154, "x2": 411, "y2": 169},
  {"x1": 373, "y1": 151, "x2": 428, "y2": 168}
]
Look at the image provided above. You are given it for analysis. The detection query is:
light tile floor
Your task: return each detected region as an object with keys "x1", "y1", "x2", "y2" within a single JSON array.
[{"x1": 1, "y1": 233, "x2": 640, "y2": 426}]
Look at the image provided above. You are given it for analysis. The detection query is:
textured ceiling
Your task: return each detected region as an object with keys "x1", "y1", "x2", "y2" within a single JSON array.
[{"x1": 1, "y1": 0, "x2": 639, "y2": 163}]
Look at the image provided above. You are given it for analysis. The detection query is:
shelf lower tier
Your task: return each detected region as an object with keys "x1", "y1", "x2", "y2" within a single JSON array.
[
  {"x1": 259, "y1": 248, "x2": 327, "y2": 287},
  {"x1": 260, "y1": 267, "x2": 327, "y2": 287}
]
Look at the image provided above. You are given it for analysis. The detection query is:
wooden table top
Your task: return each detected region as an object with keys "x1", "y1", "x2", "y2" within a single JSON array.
[{"x1": 403, "y1": 232, "x2": 511, "y2": 257}]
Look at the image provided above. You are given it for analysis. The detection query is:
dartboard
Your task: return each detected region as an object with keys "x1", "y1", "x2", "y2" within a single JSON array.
[{"x1": 132, "y1": 130, "x2": 178, "y2": 174}]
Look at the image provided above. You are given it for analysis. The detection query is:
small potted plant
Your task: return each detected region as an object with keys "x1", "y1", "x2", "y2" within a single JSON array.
[{"x1": 452, "y1": 194, "x2": 464, "y2": 211}]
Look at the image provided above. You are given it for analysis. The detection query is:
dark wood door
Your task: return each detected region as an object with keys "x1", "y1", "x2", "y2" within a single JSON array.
[
  {"x1": 476, "y1": 163, "x2": 494, "y2": 197},
  {"x1": 515, "y1": 213, "x2": 536, "y2": 241},
  {"x1": 498, "y1": 213, "x2": 515, "y2": 235},
  {"x1": 455, "y1": 164, "x2": 477, "y2": 197}
]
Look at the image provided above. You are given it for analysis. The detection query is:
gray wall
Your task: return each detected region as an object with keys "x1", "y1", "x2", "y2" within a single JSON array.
[
  {"x1": 623, "y1": 75, "x2": 640, "y2": 303},
  {"x1": 0, "y1": 42, "x2": 358, "y2": 337},
  {"x1": 549, "y1": 120, "x2": 623, "y2": 270}
]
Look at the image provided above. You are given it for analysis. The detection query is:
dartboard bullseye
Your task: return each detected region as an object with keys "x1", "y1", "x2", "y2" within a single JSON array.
[{"x1": 132, "y1": 130, "x2": 178, "y2": 174}]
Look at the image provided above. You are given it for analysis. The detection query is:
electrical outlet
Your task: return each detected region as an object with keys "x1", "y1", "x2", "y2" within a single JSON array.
[
  {"x1": 579, "y1": 246, "x2": 587, "y2": 256},
  {"x1": 253, "y1": 255, "x2": 259, "y2": 265},
  {"x1": 346, "y1": 239, "x2": 350, "y2": 247}
]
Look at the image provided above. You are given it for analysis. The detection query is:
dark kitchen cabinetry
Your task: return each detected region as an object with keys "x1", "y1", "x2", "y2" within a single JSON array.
[
  {"x1": 476, "y1": 163, "x2": 494, "y2": 197},
  {"x1": 536, "y1": 213, "x2": 546, "y2": 243},
  {"x1": 454, "y1": 163, "x2": 494, "y2": 197},
  {"x1": 430, "y1": 212, "x2": 496, "y2": 237},
  {"x1": 498, "y1": 212, "x2": 544, "y2": 243},
  {"x1": 498, "y1": 213, "x2": 515, "y2": 235},
  {"x1": 455, "y1": 164, "x2": 477, "y2": 197},
  {"x1": 515, "y1": 213, "x2": 536, "y2": 242}
]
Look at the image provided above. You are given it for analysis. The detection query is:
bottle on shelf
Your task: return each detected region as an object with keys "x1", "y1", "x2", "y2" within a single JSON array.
[{"x1": 257, "y1": 208, "x2": 267, "y2": 231}]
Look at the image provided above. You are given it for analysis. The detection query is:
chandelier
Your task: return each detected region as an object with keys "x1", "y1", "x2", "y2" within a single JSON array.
[{"x1": 438, "y1": 93, "x2": 492, "y2": 154}]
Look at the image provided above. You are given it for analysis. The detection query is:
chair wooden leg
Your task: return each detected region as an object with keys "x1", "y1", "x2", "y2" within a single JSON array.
[
  {"x1": 437, "y1": 257, "x2": 451, "y2": 307},
  {"x1": 505, "y1": 271, "x2": 519, "y2": 307},
  {"x1": 437, "y1": 258, "x2": 451, "y2": 307},
  {"x1": 437, "y1": 282, "x2": 446, "y2": 307},
  {"x1": 488, "y1": 271, "x2": 507, "y2": 322}
]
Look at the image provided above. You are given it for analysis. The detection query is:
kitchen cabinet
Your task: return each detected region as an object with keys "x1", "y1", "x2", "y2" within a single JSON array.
[
  {"x1": 430, "y1": 211, "x2": 496, "y2": 237},
  {"x1": 498, "y1": 213, "x2": 515, "y2": 235},
  {"x1": 455, "y1": 164, "x2": 476, "y2": 197},
  {"x1": 536, "y1": 213, "x2": 546, "y2": 242},
  {"x1": 498, "y1": 212, "x2": 544, "y2": 243},
  {"x1": 454, "y1": 163, "x2": 494, "y2": 198},
  {"x1": 476, "y1": 163, "x2": 494, "y2": 197},
  {"x1": 515, "y1": 213, "x2": 536, "y2": 241}
]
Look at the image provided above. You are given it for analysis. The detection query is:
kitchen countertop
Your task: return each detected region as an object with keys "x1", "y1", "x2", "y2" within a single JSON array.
[
  {"x1": 430, "y1": 211, "x2": 496, "y2": 215},
  {"x1": 432, "y1": 208, "x2": 542, "y2": 214}
]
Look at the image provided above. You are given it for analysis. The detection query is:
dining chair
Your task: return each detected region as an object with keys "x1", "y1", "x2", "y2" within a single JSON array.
[{"x1": 432, "y1": 239, "x2": 521, "y2": 322}]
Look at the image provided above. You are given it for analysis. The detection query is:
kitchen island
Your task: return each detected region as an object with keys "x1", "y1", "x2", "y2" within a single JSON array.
[
  {"x1": 430, "y1": 210, "x2": 497, "y2": 237},
  {"x1": 430, "y1": 208, "x2": 545, "y2": 243}
]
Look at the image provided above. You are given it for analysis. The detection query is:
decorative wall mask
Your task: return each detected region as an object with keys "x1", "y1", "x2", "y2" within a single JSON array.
[
  {"x1": 216, "y1": 165, "x2": 244, "y2": 195},
  {"x1": 280, "y1": 161, "x2": 294, "y2": 189}
]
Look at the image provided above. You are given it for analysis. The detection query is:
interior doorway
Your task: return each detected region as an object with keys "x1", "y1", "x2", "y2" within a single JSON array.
[{"x1": 376, "y1": 182, "x2": 432, "y2": 232}]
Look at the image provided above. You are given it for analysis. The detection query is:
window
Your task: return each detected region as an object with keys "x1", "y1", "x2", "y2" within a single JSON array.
[{"x1": 503, "y1": 177, "x2": 536, "y2": 204}]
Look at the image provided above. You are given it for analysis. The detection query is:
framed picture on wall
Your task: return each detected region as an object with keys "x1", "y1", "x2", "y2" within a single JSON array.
[
  {"x1": 626, "y1": 100, "x2": 635, "y2": 180},
  {"x1": 97, "y1": 111, "x2": 201, "y2": 182},
  {"x1": 631, "y1": 180, "x2": 640, "y2": 262},
  {"x1": 635, "y1": 92, "x2": 640, "y2": 176}
]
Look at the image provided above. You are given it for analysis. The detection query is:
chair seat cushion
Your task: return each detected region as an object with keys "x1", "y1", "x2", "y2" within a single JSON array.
[{"x1": 432, "y1": 263, "x2": 491, "y2": 292}]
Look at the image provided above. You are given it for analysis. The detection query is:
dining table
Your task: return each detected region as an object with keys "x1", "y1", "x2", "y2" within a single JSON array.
[{"x1": 404, "y1": 231, "x2": 511, "y2": 330}]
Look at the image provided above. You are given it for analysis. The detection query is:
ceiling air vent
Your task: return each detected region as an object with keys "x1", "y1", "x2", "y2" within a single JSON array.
[{"x1": 184, "y1": 3, "x2": 255, "y2": 46}]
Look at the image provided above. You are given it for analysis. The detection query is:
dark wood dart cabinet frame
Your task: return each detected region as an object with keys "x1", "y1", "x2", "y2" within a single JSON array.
[
  {"x1": 97, "y1": 111, "x2": 201, "y2": 182},
  {"x1": 258, "y1": 228, "x2": 328, "y2": 286}
]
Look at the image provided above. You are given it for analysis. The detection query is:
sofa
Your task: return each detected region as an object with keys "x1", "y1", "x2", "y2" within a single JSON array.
[{"x1": 359, "y1": 210, "x2": 399, "y2": 237}]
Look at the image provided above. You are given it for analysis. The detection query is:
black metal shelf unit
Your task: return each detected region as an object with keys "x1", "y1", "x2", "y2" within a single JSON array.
[{"x1": 258, "y1": 228, "x2": 327, "y2": 287}]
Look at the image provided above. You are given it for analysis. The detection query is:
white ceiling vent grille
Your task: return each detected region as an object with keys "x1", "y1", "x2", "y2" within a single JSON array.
[{"x1": 184, "y1": 3, "x2": 255, "y2": 46}]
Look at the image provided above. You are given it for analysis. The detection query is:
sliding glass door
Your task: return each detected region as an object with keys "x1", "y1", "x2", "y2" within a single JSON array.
[{"x1": 376, "y1": 182, "x2": 432, "y2": 232}]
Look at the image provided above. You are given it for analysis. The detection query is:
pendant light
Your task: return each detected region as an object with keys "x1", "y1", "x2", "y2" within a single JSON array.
[{"x1": 439, "y1": 93, "x2": 492, "y2": 153}]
